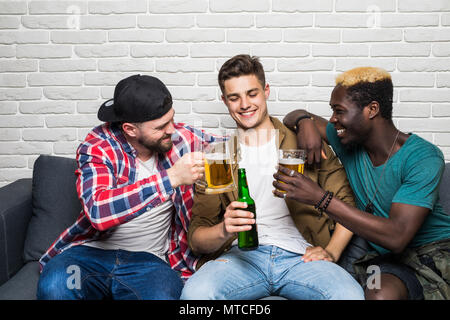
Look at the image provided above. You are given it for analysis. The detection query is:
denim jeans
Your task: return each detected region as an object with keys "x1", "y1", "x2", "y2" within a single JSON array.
[
  {"x1": 181, "y1": 245, "x2": 364, "y2": 300},
  {"x1": 37, "y1": 245, "x2": 183, "y2": 300}
]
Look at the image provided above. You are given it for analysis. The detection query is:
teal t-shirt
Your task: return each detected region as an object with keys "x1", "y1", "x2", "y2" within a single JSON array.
[{"x1": 326, "y1": 122, "x2": 450, "y2": 254}]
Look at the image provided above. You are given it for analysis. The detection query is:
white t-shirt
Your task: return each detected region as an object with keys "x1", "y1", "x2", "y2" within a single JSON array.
[
  {"x1": 236, "y1": 135, "x2": 311, "y2": 254},
  {"x1": 84, "y1": 156, "x2": 174, "y2": 262}
]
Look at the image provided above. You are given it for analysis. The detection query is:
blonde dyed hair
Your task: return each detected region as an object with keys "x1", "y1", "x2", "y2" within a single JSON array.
[{"x1": 335, "y1": 67, "x2": 391, "y2": 88}]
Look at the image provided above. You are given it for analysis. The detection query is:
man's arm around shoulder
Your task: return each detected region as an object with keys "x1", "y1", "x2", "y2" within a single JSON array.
[{"x1": 283, "y1": 110, "x2": 330, "y2": 165}]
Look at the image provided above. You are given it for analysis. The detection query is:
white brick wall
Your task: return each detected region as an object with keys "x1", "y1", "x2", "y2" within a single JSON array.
[{"x1": 0, "y1": 0, "x2": 450, "y2": 186}]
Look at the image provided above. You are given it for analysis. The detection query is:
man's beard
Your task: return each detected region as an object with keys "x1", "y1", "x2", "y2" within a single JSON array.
[{"x1": 138, "y1": 134, "x2": 173, "y2": 154}]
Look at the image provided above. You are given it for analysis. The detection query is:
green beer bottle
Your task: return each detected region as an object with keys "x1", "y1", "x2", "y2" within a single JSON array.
[{"x1": 237, "y1": 168, "x2": 259, "y2": 250}]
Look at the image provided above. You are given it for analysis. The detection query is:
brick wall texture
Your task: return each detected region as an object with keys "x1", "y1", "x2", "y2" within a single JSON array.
[{"x1": 0, "y1": 0, "x2": 450, "y2": 186}]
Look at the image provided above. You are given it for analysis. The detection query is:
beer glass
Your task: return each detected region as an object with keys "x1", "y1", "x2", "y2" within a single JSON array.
[
  {"x1": 278, "y1": 149, "x2": 305, "y2": 174},
  {"x1": 276, "y1": 149, "x2": 305, "y2": 193},
  {"x1": 196, "y1": 139, "x2": 237, "y2": 194}
]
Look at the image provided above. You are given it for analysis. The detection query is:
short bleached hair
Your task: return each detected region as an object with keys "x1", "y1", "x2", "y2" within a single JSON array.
[{"x1": 336, "y1": 67, "x2": 391, "y2": 87}]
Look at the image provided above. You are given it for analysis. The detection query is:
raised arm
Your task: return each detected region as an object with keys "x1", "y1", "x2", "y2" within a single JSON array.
[
  {"x1": 283, "y1": 109, "x2": 330, "y2": 165},
  {"x1": 77, "y1": 144, "x2": 203, "y2": 231}
]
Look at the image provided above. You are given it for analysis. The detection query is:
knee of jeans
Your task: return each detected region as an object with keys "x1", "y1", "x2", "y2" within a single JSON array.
[
  {"x1": 180, "y1": 277, "x2": 223, "y2": 300},
  {"x1": 314, "y1": 261, "x2": 365, "y2": 300},
  {"x1": 327, "y1": 278, "x2": 365, "y2": 300},
  {"x1": 36, "y1": 273, "x2": 73, "y2": 300},
  {"x1": 155, "y1": 275, "x2": 183, "y2": 300},
  {"x1": 153, "y1": 285, "x2": 182, "y2": 300},
  {"x1": 37, "y1": 264, "x2": 78, "y2": 300}
]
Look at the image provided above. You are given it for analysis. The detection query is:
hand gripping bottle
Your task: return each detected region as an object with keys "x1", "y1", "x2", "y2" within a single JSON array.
[{"x1": 237, "y1": 168, "x2": 259, "y2": 250}]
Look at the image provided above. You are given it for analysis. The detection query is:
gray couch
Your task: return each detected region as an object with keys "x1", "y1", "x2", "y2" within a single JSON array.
[{"x1": 0, "y1": 155, "x2": 449, "y2": 300}]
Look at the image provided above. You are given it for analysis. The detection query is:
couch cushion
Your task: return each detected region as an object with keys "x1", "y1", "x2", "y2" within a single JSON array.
[
  {"x1": 0, "y1": 179, "x2": 32, "y2": 286},
  {"x1": 23, "y1": 155, "x2": 81, "y2": 263},
  {"x1": 439, "y1": 163, "x2": 450, "y2": 214},
  {"x1": 0, "y1": 261, "x2": 40, "y2": 300}
]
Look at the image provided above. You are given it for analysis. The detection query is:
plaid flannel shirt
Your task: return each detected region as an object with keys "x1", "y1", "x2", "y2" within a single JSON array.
[{"x1": 39, "y1": 122, "x2": 218, "y2": 280}]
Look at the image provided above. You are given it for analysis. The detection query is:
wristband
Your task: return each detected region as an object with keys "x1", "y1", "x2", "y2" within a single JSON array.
[{"x1": 294, "y1": 115, "x2": 312, "y2": 132}]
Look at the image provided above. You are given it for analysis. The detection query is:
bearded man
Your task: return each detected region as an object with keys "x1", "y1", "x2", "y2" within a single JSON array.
[{"x1": 37, "y1": 75, "x2": 217, "y2": 300}]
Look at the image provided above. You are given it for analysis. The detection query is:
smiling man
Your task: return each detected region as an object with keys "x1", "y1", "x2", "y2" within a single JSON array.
[
  {"x1": 180, "y1": 55, "x2": 364, "y2": 300},
  {"x1": 280, "y1": 67, "x2": 450, "y2": 300},
  {"x1": 37, "y1": 75, "x2": 218, "y2": 300}
]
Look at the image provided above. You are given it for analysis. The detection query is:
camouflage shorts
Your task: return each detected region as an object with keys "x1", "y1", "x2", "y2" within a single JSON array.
[{"x1": 353, "y1": 238, "x2": 450, "y2": 300}]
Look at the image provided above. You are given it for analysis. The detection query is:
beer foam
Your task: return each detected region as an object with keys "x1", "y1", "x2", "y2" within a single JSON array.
[
  {"x1": 279, "y1": 158, "x2": 305, "y2": 165},
  {"x1": 205, "y1": 153, "x2": 228, "y2": 160}
]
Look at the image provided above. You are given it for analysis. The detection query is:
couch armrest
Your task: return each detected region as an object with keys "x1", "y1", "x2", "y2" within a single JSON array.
[{"x1": 0, "y1": 179, "x2": 33, "y2": 286}]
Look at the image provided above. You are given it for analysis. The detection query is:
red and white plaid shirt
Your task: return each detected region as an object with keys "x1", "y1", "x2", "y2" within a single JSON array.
[{"x1": 39, "y1": 122, "x2": 218, "y2": 280}]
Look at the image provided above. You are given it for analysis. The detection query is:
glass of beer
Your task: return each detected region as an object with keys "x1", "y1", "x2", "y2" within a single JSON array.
[
  {"x1": 195, "y1": 139, "x2": 237, "y2": 194},
  {"x1": 276, "y1": 149, "x2": 306, "y2": 192}
]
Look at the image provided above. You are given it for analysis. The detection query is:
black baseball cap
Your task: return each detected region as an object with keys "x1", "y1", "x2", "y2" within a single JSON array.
[{"x1": 98, "y1": 74, "x2": 173, "y2": 123}]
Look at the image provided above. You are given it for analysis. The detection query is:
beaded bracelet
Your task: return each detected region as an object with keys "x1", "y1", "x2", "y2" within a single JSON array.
[
  {"x1": 314, "y1": 191, "x2": 329, "y2": 210},
  {"x1": 317, "y1": 191, "x2": 334, "y2": 218},
  {"x1": 321, "y1": 191, "x2": 334, "y2": 212}
]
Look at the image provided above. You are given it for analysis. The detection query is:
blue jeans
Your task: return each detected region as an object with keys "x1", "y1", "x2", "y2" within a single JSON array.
[
  {"x1": 37, "y1": 245, "x2": 183, "y2": 300},
  {"x1": 181, "y1": 245, "x2": 364, "y2": 300}
]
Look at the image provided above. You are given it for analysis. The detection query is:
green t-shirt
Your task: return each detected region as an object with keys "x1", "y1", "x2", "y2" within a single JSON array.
[{"x1": 326, "y1": 123, "x2": 450, "y2": 254}]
